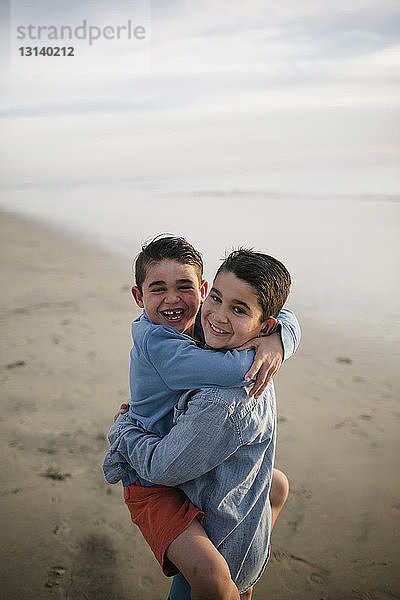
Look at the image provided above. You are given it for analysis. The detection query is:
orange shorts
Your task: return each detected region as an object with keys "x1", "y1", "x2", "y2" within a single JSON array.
[{"x1": 124, "y1": 482, "x2": 204, "y2": 576}]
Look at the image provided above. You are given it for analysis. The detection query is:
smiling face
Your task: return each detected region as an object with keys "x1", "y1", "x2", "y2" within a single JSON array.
[
  {"x1": 132, "y1": 259, "x2": 208, "y2": 337},
  {"x1": 201, "y1": 270, "x2": 270, "y2": 350}
]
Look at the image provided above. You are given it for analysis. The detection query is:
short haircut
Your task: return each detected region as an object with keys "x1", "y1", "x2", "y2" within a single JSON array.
[
  {"x1": 216, "y1": 249, "x2": 291, "y2": 320},
  {"x1": 135, "y1": 234, "x2": 204, "y2": 293}
]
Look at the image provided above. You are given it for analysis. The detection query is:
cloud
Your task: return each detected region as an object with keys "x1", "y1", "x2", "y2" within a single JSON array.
[{"x1": 0, "y1": 0, "x2": 399, "y2": 192}]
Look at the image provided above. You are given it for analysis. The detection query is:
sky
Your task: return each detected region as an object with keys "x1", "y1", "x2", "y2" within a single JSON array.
[
  {"x1": 0, "y1": 0, "x2": 399, "y2": 195},
  {"x1": 0, "y1": 1, "x2": 399, "y2": 341}
]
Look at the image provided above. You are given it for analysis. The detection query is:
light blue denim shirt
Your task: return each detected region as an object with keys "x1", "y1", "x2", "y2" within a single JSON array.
[{"x1": 105, "y1": 382, "x2": 277, "y2": 594}]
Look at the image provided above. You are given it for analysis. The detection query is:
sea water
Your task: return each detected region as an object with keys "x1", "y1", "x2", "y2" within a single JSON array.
[{"x1": 0, "y1": 182, "x2": 399, "y2": 347}]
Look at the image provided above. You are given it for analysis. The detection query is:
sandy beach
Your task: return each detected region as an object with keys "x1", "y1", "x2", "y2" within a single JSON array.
[{"x1": 1, "y1": 209, "x2": 399, "y2": 600}]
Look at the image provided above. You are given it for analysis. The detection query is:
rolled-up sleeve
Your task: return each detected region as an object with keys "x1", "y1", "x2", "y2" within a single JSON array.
[
  {"x1": 276, "y1": 308, "x2": 301, "y2": 361},
  {"x1": 116, "y1": 391, "x2": 241, "y2": 486}
]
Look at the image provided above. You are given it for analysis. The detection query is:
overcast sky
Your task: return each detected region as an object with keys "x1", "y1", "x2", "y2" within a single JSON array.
[{"x1": 1, "y1": 0, "x2": 399, "y2": 194}]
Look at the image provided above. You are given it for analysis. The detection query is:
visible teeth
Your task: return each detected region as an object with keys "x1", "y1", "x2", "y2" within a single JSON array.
[
  {"x1": 209, "y1": 322, "x2": 228, "y2": 334},
  {"x1": 162, "y1": 309, "x2": 184, "y2": 321}
]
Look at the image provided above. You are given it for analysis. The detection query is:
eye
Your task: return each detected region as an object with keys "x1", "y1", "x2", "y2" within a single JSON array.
[
  {"x1": 233, "y1": 306, "x2": 246, "y2": 315},
  {"x1": 211, "y1": 294, "x2": 222, "y2": 303},
  {"x1": 152, "y1": 288, "x2": 165, "y2": 293},
  {"x1": 179, "y1": 285, "x2": 193, "y2": 291}
]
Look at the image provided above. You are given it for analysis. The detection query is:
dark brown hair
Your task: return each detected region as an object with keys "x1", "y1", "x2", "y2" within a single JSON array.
[
  {"x1": 135, "y1": 234, "x2": 203, "y2": 293},
  {"x1": 216, "y1": 249, "x2": 291, "y2": 319}
]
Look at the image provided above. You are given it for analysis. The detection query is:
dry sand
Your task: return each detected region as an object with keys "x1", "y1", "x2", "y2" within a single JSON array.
[{"x1": 0, "y1": 210, "x2": 399, "y2": 600}]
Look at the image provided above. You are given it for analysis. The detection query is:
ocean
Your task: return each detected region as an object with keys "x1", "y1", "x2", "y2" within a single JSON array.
[{"x1": 1, "y1": 183, "x2": 399, "y2": 347}]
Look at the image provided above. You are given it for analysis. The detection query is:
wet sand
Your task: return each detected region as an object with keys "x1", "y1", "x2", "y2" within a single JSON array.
[{"x1": 1, "y1": 210, "x2": 399, "y2": 599}]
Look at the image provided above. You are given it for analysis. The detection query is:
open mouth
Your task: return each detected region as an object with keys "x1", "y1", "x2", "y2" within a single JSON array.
[
  {"x1": 208, "y1": 321, "x2": 230, "y2": 335},
  {"x1": 161, "y1": 309, "x2": 185, "y2": 322}
]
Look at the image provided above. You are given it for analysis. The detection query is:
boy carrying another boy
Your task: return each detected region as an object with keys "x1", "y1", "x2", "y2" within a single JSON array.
[{"x1": 103, "y1": 235, "x2": 300, "y2": 599}]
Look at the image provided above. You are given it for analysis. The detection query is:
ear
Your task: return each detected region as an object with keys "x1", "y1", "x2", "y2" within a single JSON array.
[
  {"x1": 131, "y1": 286, "x2": 145, "y2": 308},
  {"x1": 260, "y1": 317, "x2": 278, "y2": 336},
  {"x1": 200, "y1": 280, "x2": 208, "y2": 302}
]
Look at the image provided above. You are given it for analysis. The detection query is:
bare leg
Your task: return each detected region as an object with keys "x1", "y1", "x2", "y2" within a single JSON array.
[
  {"x1": 166, "y1": 518, "x2": 240, "y2": 600},
  {"x1": 270, "y1": 468, "x2": 290, "y2": 531},
  {"x1": 168, "y1": 471, "x2": 288, "y2": 600}
]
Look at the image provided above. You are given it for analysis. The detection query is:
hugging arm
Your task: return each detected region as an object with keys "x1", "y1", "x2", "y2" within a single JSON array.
[
  {"x1": 112, "y1": 392, "x2": 240, "y2": 486},
  {"x1": 113, "y1": 309, "x2": 301, "y2": 418},
  {"x1": 239, "y1": 308, "x2": 301, "y2": 397},
  {"x1": 143, "y1": 308, "x2": 300, "y2": 394},
  {"x1": 276, "y1": 308, "x2": 301, "y2": 361},
  {"x1": 144, "y1": 327, "x2": 255, "y2": 389}
]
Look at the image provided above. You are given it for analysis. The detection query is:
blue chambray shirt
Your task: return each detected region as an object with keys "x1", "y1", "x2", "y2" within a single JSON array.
[
  {"x1": 105, "y1": 382, "x2": 276, "y2": 594},
  {"x1": 103, "y1": 307, "x2": 299, "y2": 486}
]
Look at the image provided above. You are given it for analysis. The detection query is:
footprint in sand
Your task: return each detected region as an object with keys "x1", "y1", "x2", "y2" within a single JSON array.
[
  {"x1": 45, "y1": 566, "x2": 68, "y2": 588},
  {"x1": 342, "y1": 591, "x2": 400, "y2": 600},
  {"x1": 308, "y1": 572, "x2": 325, "y2": 584},
  {"x1": 66, "y1": 534, "x2": 125, "y2": 600},
  {"x1": 333, "y1": 417, "x2": 378, "y2": 447},
  {"x1": 8, "y1": 439, "x2": 24, "y2": 450},
  {"x1": 5, "y1": 360, "x2": 26, "y2": 369},
  {"x1": 139, "y1": 576, "x2": 155, "y2": 590},
  {"x1": 41, "y1": 466, "x2": 71, "y2": 481},
  {"x1": 270, "y1": 549, "x2": 329, "y2": 593},
  {"x1": 336, "y1": 356, "x2": 352, "y2": 364},
  {"x1": 53, "y1": 521, "x2": 71, "y2": 536},
  {"x1": 292, "y1": 487, "x2": 312, "y2": 500},
  {"x1": 349, "y1": 420, "x2": 378, "y2": 447}
]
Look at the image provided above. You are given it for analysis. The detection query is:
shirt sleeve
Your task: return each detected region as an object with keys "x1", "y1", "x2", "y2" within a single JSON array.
[
  {"x1": 143, "y1": 327, "x2": 255, "y2": 390},
  {"x1": 275, "y1": 308, "x2": 301, "y2": 361},
  {"x1": 115, "y1": 390, "x2": 241, "y2": 486}
]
